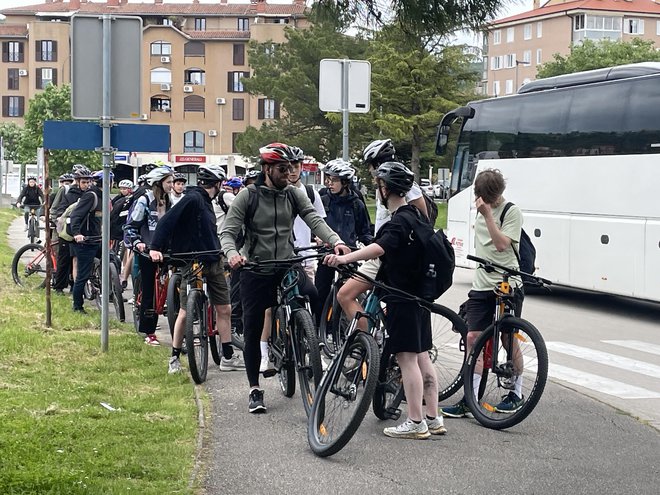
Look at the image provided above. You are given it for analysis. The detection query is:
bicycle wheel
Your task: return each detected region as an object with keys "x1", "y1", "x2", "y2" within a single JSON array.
[
  {"x1": 372, "y1": 349, "x2": 404, "y2": 421},
  {"x1": 185, "y1": 289, "x2": 209, "y2": 384},
  {"x1": 307, "y1": 331, "x2": 380, "y2": 457},
  {"x1": 463, "y1": 317, "x2": 548, "y2": 430},
  {"x1": 427, "y1": 303, "x2": 469, "y2": 402},
  {"x1": 273, "y1": 307, "x2": 295, "y2": 397},
  {"x1": 132, "y1": 273, "x2": 142, "y2": 334},
  {"x1": 28, "y1": 216, "x2": 38, "y2": 243},
  {"x1": 12, "y1": 243, "x2": 49, "y2": 290},
  {"x1": 166, "y1": 272, "x2": 182, "y2": 338},
  {"x1": 293, "y1": 310, "x2": 324, "y2": 417},
  {"x1": 319, "y1": 290, "x2": 361, "y2": 359},
  {"x1": 109, "y1": 262, "x2": 125, "y2": 322}
]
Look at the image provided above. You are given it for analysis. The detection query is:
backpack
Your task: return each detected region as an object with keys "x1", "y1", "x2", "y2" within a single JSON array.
[
  {"x1": 399, "y1": 206, "x2": 455, "y2": 301},
  {"x1": 421, "y1": 190, "x2": 438, "y2": 226},
  {"x1": 56, "y1": 192, "x2": 98, "y2": 242},
  {"x1": 216, "y1": 190, "x2": 230, "y2": 214},
  {"x1": 500, "y1": 202, "x2": 537, "y2": 285},
  {"x1": 110, "y1": 195, "x2": 130, "y2": 240}
]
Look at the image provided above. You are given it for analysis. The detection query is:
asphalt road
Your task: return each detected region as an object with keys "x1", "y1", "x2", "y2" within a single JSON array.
[{"x1": 6, "y1": 216, "x2": 660, "y2": 494}]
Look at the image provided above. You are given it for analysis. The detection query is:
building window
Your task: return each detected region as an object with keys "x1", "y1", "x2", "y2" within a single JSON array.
[
  {"x1": 505, "y1": 79, "x2": 513, "y2": 95},
  {"x1": 150, "y1": 95, "x2": 171, "y2": 112},
  {"x1": 227, "y1": 71, "x2": 249, "y2": 93},
  {"x1": 8, "y1": 69, "x2": 19, "y2": 90},
  {"x1": 493, "y1": 30, "x2": 501, "y2": 45},
  {"x1": 505, "y1": 54, "x2": 515, "y2": 68},
  {"x1": 36, "y1": 40, "x2": 57, "y2": 62},
  {"x1": 184, "y1": 131, "x2": 204, "y2": 153},
  {"x1": 162, "y1": 18, "x2": 173, "y2": 26},
  {"x1": 506, "y1": 27, "x2": 514, "y2": 43},
  {"x1": 624, "y1": 18, "x2": 644, "y2": 35},
  {"x1": 3, "y1": 41, "x2": 24, "y2": 63},
  {"x1": 524, "y1": 24, "x2": 532, "y2": 40},
  {"x1": 657, "y1": 20, "x2": 660, "y2": 35},
  {"x1": 233, "y1": 44, "x2": 245, "y2": 66},
  {"x1": 150, "y1": 41, "x2": 172, "y2": 56},
  {"x1": 194, "y1": 18, "x2": 206, "y2": 31},
  {"x1": 523, "y1": 50, "x2": 531, "y2": 64},
  {"x1": 232, "y1": 98, "x2": 245, "y2": 120},
  {"x1": 258, "y1": 98, "x2": 280, "y2": 119},
  {"x1": 36, "y1": 68, "x2": 56, "y2": 89},
  {"x1": 184, "y1": 41, "x2": 205, "y2": 57},
  {"x1": 237, "y1": 18, "x2": 249, "y2": 31},
  {"x1": 536, "y1": 48, "x2": 542, "y2": 65},
  {"x1": 2, "y1": 95, "x2": 24, "y2": 117},
  {"x1": 574, "y1": 14, "x2": 585, "y2": 31},
  {"x1": 491, "y1": 55, "x2": 503, "y2": 70},
  {"x1": 537, "y1": 21, "x2": 542, "y2": 38},
  {"x1": 150, "y1": 68, "x2": 172, "y2": 84},
  {"x1": 184, "y1": 95, "x2": 204, "y2": 113},
  {"x1": 493, "y1": 80, "x2": 500, "y2": 97},
  {"x1": 184, "y1": 68, "x2": 205, "y2": 85}
]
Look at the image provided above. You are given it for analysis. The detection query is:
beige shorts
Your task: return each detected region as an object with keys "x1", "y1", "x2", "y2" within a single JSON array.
[{"x1": 357, "y1": 258, "x2": 380, "y2": 280}]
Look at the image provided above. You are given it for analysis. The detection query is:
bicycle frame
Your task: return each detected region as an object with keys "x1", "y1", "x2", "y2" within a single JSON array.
[
  {"x1": 184, "y1": 261, "x2": 215, "y2": 339},
  {"x1": 26, "y1": 243, "x2": 57, "y2": 276}
]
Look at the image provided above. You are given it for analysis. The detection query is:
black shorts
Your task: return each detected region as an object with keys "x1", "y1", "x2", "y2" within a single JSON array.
[
  {"x1": 384, "y1": 301, "x2": 432, "y2": 354},
  {"x1": 466, "y1": 289, "x2": 524, "y2": 332}
]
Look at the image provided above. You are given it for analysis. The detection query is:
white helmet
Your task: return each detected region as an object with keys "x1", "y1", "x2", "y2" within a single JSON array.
[
  {"x1": 144, "y1": 166, "x2": 174, "y2": 186},
  {"x1": 322, "y1": 159, "x2": 355, "y2": 180},
  {"x1": 363, "y1": 139, "x2": 395, "y2": 165},
  {"x1": 118, "y1": 179, "x2": 134, "y2": 189}
]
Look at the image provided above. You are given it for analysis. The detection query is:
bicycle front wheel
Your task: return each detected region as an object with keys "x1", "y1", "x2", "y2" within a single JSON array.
[
  {"x1": 293, "y1": 310, "x2": 323, "y2": 417},
  {"x1": 464, "y1": 317, "x2": 548, "y2": 430},
  {"x1": 28, "y1": 216, "x2": 39, "y2": 243},
  {"x1": 307, "y1": 331, "x2": 380, "y2": 457},
  {"x1": 12, "y1": 243, "x2": 49, "y2": 289},
  {"x1": 109, "y1": 262, "x2": 125, "y2": 322},
  {"x1": 427, "y1": 303, "x2": 469, "y2": 402},
  {"x1": 166, "y1": 272, "x2": 181, "y2": 339},
  {"x1": 185, "y1": 290, "x2": 209, "y2": 384}
]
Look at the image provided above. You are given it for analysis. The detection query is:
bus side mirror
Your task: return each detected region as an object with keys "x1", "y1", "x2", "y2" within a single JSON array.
[
  {"x1": 435, "y1": 125, "x2": 450, "y2": 155},
  {"x1": 435, "y1": 106, "x2": 474, "y2": 155}
]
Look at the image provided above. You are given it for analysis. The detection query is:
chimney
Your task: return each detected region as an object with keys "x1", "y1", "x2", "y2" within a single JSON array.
[
  {"x1": 256, "y1": 0, "x2": 267, "y2": 14},
  {"x1": 533, "y1": 0, "x2": 540, "y2": 9},
  {"x1": 220, "y1": 0, "x2": 228, "y2": 4},
  {"x1": 106, "y1": 0, "x2": 120, "y2": 7},
  {"x1": 70, "y1": 0, "x2": 80, "y2": 8},
  {"x1": 154, "y1": 0, "x2": 163, "y2": 5}
]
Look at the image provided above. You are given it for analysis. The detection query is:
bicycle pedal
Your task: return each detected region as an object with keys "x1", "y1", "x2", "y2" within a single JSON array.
[
  {"x1": 385, "y1": 408, "x2": 401, "y2": 421},
  {"x1": 262, "y1": 369, "x2": 277, "y2": 378}
]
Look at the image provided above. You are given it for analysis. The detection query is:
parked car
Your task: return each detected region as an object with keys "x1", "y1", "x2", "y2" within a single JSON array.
[
  {"x1": 434, "y1": 179, "x2": 450, "y2": 199},
  {"x1": 420, "y1": 178, "x2": 434, "y2": 197}
]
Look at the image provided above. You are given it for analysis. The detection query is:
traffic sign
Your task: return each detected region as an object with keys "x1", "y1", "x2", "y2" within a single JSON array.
[
  {"x1": 319, "y1": 59, "x2": 371, "y2": 113},
  {"x1": 43, "y1": 121, "x2": 170, "y2": 152}
]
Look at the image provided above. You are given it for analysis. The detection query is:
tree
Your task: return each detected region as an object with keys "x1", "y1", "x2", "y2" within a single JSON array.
[
  {"x1": 0, "y1": 122, "x2": 25, "y2": 163},
  {"x1": 18, "y1": 83, "x2": 100, "y2": 178},
  {"x1": 537, "y1": 38, "x2": 660, "y2": 78}
]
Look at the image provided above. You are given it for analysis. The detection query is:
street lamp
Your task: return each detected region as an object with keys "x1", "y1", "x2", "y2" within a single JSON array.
[{"x1": 515, "y1": 60, "x2": 530, "y2": 92}]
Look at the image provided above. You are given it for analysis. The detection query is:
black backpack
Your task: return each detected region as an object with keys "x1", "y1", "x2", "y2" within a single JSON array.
[
  {"x1": 500, "y1": 202, "x2": 537, "y2": 285},
  {"x1": 421, "y1": 190, "x2": 438, "y2": 226},
  {"x1": 399, "y1": 206, "x2": 455, "y2": 301},
  {"x1": 216, "y1": 190, "x2": 231, "y2": 214}
]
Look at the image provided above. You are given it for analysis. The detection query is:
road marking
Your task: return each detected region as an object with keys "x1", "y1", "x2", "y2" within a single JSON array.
[
  {"x1": 602, "y1": 340, "x2": 660, "y2": 358},
  {"x1": 549, "y1": 363, "x2": 660, "y2": 399},
  {"x1": 546, "y1": 341, "x2": 660, "y2": 379}
]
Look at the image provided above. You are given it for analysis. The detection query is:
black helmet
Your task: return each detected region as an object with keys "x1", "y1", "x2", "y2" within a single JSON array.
[
  {"x1": 376, "y1": 161, "x2": 414, "y2": 196},
  {"x1": 173, "y1": 172, "x2": 187, "y2": 183},
  {"x1": 363, "y1": 139, "x2": 395, "y2": 166},
  {"x1": 73, "y1": 165, "x2": 93, "y2": 179},
  {"x1": 197, "y1": 164, "x2": 226, "y2": 185},
  {"x1": 59, "y1": 173, "x2": 75, "y2": 183},
  {"x1": 245, "y1": 169, "x2": 260, "y2": 180}
]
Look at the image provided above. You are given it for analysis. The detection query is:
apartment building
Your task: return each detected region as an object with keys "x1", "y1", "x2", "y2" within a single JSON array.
[
  {"x1": 0, "y1": 0, "x2": 309, "y2": 172},
  {"x1": 484, "y1": 0, "x2": 660, "y2": 97}
]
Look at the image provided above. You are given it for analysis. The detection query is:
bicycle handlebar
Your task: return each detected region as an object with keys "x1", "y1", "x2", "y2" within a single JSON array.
[{"x1": 467, "y1": 254, "x2": 552, "y2": 287}]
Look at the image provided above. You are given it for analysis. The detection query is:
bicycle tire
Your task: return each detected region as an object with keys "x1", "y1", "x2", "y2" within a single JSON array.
[
  {"x1": 185, "y1": 289, "x2": 209, "y2": 384},
  {"x1": 319, "y1": 290, "x2": 362, "y2": 359},
  {"x1": 166, "y1": 272, "x2": 182, "y2": 338},
  {"x1": 12, "y1": 243, "x2": 49, "y2": 289},
  {"x1": 427, "y1": 303, "x2": 469, "y2": 402},
  {"x1": 28, "y1": 216, "x2": 38, "y2": 243},
  {"x1": 273, "y1": 307, "x2": 295, "y2": 397},
  {"x1": 132, "y1": 273, "x2": 142, "y2": 334},
  {"x1": 293, "y1": 310, "x2": 324, "y2": 417},
  {"x1": 463, "y1": 317, "x2": 548, "y2": 430},
  {"x1": 307, "y1": 331, "x2": 380, "y2": 457},
  {"x1": 92, "y1": 259, "x2": 102, "y2": 309},
  {"x1": 109, "y1": 262, "x2": 125, "y2": 322},
  {"x1": 372, "y1": 350, "x2": 404, "y2": 421}
]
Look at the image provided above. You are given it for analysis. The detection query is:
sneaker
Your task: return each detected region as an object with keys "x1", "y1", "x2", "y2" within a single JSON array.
[
  {"x1": 72, "y1": 307, "x2": 87, "y2": 314},
  {"x1": 426, "y1": 416, "x2": 447, "y2": 435},
  {"x1": 439, "y1": 398, "x2": 473, "y2": 418},
  {"x1": 144, "y1": 334, "x2": 160, "y2": 346},
  {"x1": 120, "y1": 280, "x2": 128, "y2": 290},
  {"x1": 248, "y1": 388, "x2": 266, "y2": 414},
  {"x1": 260, "y1": 355, "x2": 276, "y2": 377},
  {"x1": 168, "y1": 356, "x2": 182, "y2": 374},
  {"x1": 220, "y1": 354, "x2": 245, "y2": 371},
  {"x1": 383, "y1": 418, "x2": 430, "y2": 439},
  {"x1": 494, "y1": 392, "x2": 524, "y2": 413}
]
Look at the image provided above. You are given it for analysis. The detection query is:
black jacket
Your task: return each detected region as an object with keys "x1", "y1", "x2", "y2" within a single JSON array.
[
  {"x1": 18, "y1": 185, "x2": 44, "y2": 206},
  {"x1": 53, "y1": 185, "x2": 83, "y2": 218},
  {"x1": 150, "y1": 186, "x2": 220, "y2": 263},
  {"x1": 69, "y1": 185, "x2": 102, "y2": 241}
]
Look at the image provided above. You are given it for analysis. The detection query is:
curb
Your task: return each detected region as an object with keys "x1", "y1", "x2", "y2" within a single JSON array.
[{"x1": 189, "y1": 380, "x2": 207, "y2": 491}]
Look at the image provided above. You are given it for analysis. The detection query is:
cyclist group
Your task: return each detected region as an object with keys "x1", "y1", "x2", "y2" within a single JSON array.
[{"x1": 44, "y1": 138, "x2": 525, "y2": 440}]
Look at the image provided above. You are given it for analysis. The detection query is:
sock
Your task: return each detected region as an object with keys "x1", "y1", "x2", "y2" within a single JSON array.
[
  {"x1": 472, "y1": 373, "x2": 482, "y2": 400},
  {"x1": 514, "y1": 375, "x2": 523, "y2": 399},
  {"x1": 172, "y1": 348, "x2": 181, "y2": 358},
  {"x1": 411, "y1": 419, "x2": 421, "y2": 424},
  {"x1": 426, "y1": 415, "x2": 436, "y2": 421},
  {"x1": 222, "y1": 343, "x2": 234, "y2": 360},
  {"x1": 260, "y1": 341, "x2": 269, "y2": 359}
]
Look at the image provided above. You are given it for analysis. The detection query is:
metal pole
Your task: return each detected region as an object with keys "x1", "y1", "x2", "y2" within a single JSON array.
[
  {"x1": 44, "y1": 151, "x2": 52, "y2": 327},
  {"x1": 100, "y1": 14, "x2": 113, "y2": 352},
  {"x1": 341, "y1": 59, "x2": 349, "y2": 161}
]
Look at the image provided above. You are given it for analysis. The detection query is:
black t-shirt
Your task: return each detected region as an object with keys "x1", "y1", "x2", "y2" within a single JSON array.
[{"x1": 374, "y1": 204, "x2": 425, "y2": 295}]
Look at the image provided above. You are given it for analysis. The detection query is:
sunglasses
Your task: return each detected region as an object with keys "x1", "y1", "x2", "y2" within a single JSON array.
[{"x1": 275, "y1": 164, "x2": 294, "y2": 174}]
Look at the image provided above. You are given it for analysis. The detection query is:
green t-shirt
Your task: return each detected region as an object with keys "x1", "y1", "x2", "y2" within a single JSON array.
[{"x1": 473, "y1": 200, "x2": 523, "y2": 291}]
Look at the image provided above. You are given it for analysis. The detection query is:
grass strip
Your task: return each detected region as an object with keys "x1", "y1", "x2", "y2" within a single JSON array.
[{"x1": 0, "y1": 208, "x2": 201, "y2": 495}]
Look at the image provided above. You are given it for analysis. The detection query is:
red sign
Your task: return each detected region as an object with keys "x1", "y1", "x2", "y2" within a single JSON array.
[
  {"x1": 174, "y1": 155, "x2": 207, "y2": 163},
  {"x1": 301, "y1": 162, "x2": 318, "y2": 172}
]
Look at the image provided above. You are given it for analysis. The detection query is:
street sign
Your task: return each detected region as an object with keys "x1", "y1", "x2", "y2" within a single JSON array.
[
  {"x1": 319, "y1": 59, "x2": 371, "y2": 113},
  {"x1": 71, "y1": 15, "x2": 142, "y2": 120},
  {"x1": 43, "y1": 121, "x2": 170, "y2": 152}
]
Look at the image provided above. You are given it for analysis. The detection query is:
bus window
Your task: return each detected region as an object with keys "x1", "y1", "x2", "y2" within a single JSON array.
[{"x1": 623, "y1": 77, "x2": 660, "y2": 154}]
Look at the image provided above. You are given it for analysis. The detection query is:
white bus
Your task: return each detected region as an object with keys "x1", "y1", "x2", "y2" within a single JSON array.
[{"x1": 436, "y1": 63, "x2": 660, "y2": 302}]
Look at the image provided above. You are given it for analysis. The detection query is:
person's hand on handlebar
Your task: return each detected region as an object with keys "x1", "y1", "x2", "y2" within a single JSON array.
[
  {"x1": 149, "y1": 249, "x2": 163, "y2": 263},
  {"x1": 333, "y1": 241, "x2": 351, "y2": 256},
  {"x1": 136, "y1": 242, "x2": 147, "y2": 253},
  {"x1": 228, "y1": 254, "x2": 247, "y2": 269},
  {"x1": 324, "y1": 253, "x2": 348, "y2": 268}
]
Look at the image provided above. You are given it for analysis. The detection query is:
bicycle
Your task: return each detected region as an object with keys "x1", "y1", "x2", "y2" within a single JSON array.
[
  {"x1": 462, "y1": 254, "x2": 550, "y2": 430},
  {"x1": 242, "y1": 254, "x2": 324, "y2": 417},
  {"x1": 26, "y1": 207, "x2": 41, "y2": 244},
  {"x1": 12, "y1": 240, "x2": 58, "y2": 290},
  {"x1": 307, "y1": 264, "x2": 466, "y2": 457},
  {"x1": 84, "y1": 248, "x2": 126, "y2": 322},
  {"x1": 132, "y1": 251, "x2": 170, "y2": 336}
]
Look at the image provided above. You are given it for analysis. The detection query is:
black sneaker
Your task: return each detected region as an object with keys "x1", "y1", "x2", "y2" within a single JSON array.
[
  {"x1": 248, "y1": 389, "x2": 266, "y2": 414},
  {"x1": 73, "y1": 307, "x2": 87, "y2": 314},
  {"x1": 494, "y1": 392, "x2": 524, "y2": 413},
  {"x1": 439, "y1": 398, "x2": 473, "y2": 418}
]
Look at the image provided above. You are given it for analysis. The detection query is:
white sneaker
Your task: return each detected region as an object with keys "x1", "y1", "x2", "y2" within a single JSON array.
[
  {"x1": 383, "y1": 418, "x2": 430, "y2": 439},
  {"x1": 168, "y1": 356, "x2": 182, "y2": 374},
  {"x1": 220, "y1": 354, "x2": 245, "y2": 371},
  {"x1": 259, "y1": 355, "x2": 275, "y2": 374},
  {"x1": 426, "y1": 416, "x2": 447, "y2": 435}
]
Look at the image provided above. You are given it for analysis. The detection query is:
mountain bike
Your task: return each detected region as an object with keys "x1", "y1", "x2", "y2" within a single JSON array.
[
  {"x1": 26, "y1": 207, "x2": 40, "y2": 244},
  {"x1": 242, "y1": 254, "x2": 324, "y2": 417},
  {"x1": 12, "y1": 241, "x2": 57, "y2": 290},
  {"x1": 84, "y1": 248, "x2": 126, "y2": 322},
  {"x1": 132, "y1": 252, "x2": 170, "y2": 336},
  {"x1": 308, "y1": 264, "x2": 466, "y2": 457},
  {"x1": 463, "y1": 254, "x2": 550, "y2": 430}
]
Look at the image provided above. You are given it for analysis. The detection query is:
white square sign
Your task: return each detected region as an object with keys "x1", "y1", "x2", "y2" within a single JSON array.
[{"x1": 319, "y1": 59, "x2": 371, "y2": 113}]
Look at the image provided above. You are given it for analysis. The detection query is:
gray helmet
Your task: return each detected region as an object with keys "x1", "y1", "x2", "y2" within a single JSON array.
[
  {"x1": 363, "y1": 139, "x2": 395, "y2": 165},
  {"x1": 376, "y1": 161, "x2": 414, "y2": 195},
  {"x1": 290, "y1": 146, "x2": 304, "y2": 162},
  {"x1": 137, "y1": 174, "x2": 148, "y2": 186},
  {"x1": 59, "y1": 173, "x2": 75, "y2": 183},
  {"x1": 118, "y1": 179, "x2": 134, "y2": 189},
  {"x1": 144, "y1": 166, "x2": 174, "y2": 186},
  {"x1": 322, "y1": 159, "x2": 355, "y2": 181},
  {"x1": 245, "y1": 169, "x2": 261, "y2": 180},
  {"x1": 197, "y1": 164, "x2": 226, "y2": 184},
  {"x1": 73, "y1": 165, "x2": 93, "y2": 179},
  {"x1": 173, "y1": 172, "x2": 187, "y2": 183}
]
